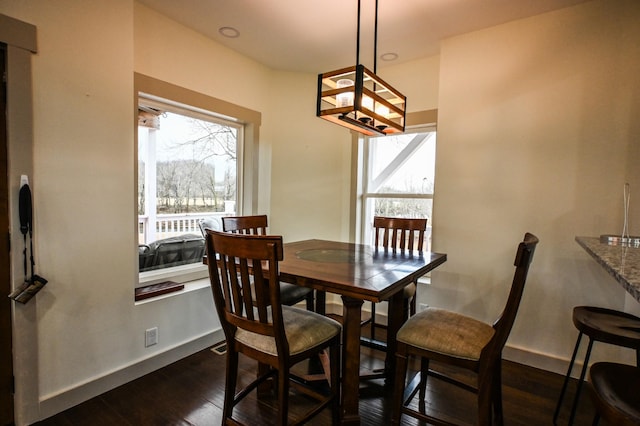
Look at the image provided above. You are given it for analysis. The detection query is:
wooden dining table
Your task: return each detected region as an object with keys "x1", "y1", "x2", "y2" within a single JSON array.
[{"x1": 277, "y1": 239, "x2": 447, "y2": 425}]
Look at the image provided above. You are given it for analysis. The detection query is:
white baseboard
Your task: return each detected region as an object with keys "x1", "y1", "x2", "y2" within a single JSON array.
[
  {"x1": 38, "y1": 329, "x2": 223, "y2": 422},
  {"x1": 503, "y1": 344, "x2": 573, "y2": 377}
]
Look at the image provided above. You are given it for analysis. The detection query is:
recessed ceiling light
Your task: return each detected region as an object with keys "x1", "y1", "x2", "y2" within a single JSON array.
[
  {"x1": 219, "y1": 27, "x2": 240, "y2": 38},
  {"x1": 380, "y1": 52, "x2": 398, "y2": 61}
]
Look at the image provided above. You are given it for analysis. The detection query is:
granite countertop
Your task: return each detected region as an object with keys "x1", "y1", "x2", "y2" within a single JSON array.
[{"x1": 575, "y1": 236, "x2": 640, "y2": 302}]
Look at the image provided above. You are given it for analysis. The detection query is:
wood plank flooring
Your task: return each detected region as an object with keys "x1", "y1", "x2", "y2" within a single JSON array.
[{"x1": 34, "y1": 340, "x2": 597, "y2": 425}]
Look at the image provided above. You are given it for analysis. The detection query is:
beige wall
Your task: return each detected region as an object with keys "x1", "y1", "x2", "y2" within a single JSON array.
[
  {"x1": 1, "y1": 0, "x2": 639, "y2": 423},
  {"x1": 381, "y1": 55, "x2": 440, "y2": 112},
  {"x1": 266, "y1": 71, "x2": 353, "y2": 242},
  {"x1": 431, "y1": 0, "x2": 640, "y2": 370}
]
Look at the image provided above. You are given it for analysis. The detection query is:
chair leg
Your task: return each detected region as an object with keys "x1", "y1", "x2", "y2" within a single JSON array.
[
  {"x1": 477, "y1": 374, "x2": 493, "y2": 426},
  {"x1": 257, "y1": 362, "x2": 274, "y2": 396},
  {"x1": 315, "y1": 290, "x2": 326, "y2": 315},
  {"x1": 330, "y1": 342, "x2": 341, "y2": 426},
  {"x1": 277, "y1": 368, "x2": 289, "y2": 426},
  {"x1": 305, "y1": 290, "x2": 314, "y2": 311},
  {"x1": 402, "y1": 297, "x2": 411, "y2": 322},
  {"x1": 477, "y1": 357, "x2": 497, "y2": 426},
  {"x1": 409, "y1": 292, "x2": 416, "y2": 316},
  {"x1": 391, "y1": 348, "x2": 409, "y2": 425},
  {"x1": 224, "y1": 350, "x2": 239, "y2": 423},
  {"x1": 418, "y1": 357, "x2": 429, "y2": 413},
  {"x1": 554, "y1": 331, "x2": 584, "y2": 425},
  {"x1": 492, "y1": 359, "x2": 504, "y2": 426},
  {"x1": 568, "y1": 338, "x2": 594, "y2": 426},
  {"x1": 370, "y1": 302, "x2": 377, "y2": 341}
]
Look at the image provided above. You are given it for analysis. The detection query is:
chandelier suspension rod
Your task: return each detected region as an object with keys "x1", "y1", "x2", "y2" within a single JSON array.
[
  {"x1": 356, "y1": 0, "x2": 380, "y2": 71},
  {"x1": 374, "y1": 0, "x2": 378, "y2": 73},
  {"x1": 356, "y1": 0, "x2": 361, "y2": 66}
]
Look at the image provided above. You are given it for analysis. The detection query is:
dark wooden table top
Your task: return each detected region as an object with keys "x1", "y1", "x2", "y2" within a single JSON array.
[{"x1": 278, "y1": 239, "x2": 447, "y2": 301}]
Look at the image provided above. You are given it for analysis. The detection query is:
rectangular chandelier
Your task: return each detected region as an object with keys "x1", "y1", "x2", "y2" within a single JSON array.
[{"x1": 317, "y1": 64, "x2": 406, "y2": 136}]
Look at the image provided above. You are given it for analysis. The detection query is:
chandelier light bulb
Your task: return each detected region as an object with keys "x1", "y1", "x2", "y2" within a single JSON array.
[
  {"x1": 362, "y1": 95, "x2": 373, "y2": 111},
  {"x1": 375, "y1": 103, "x2": 389, "y2": 118},
  {"x1": 336, "y1": 79, "x2": 355, "y2": 107}
]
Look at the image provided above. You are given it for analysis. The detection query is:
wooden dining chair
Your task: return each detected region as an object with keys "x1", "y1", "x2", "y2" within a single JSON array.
[
  {"x1": 391, "y1": 232, "x2": 539, "y2": 426},
  {"x1": 205, "y1": 229, "x2": 342, "y2": 425},
  {"x1": 362, "y1": 216, "x2": 428, "y2": 350},
  {"x1": 222, "y1": 215, "x2": 316, "y2": 311}
]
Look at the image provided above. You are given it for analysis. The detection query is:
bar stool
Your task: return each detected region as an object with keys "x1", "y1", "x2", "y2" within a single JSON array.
[
  {"x1": 553, "y1": 306, "x2": 640, "y2": 425},
  {"x1": 589, "y1": 362, "x2": 640, "y2": 426}
]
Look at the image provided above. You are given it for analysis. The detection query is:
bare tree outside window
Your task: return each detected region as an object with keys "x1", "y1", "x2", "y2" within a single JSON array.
[{"x1": 139, "y1": 112, "x2": 237, "y2": 217}]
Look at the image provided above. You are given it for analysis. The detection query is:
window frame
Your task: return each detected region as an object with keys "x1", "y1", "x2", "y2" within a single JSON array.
[
  {"x1": 353, "y1": 110, "x2": 437, "y2": 244},
  {"x1": 134, "y1": 74, "x2": 261, "y2": 287},
  {"x1": 358, "y1": 125, "x2": 437, "y2": 248}
]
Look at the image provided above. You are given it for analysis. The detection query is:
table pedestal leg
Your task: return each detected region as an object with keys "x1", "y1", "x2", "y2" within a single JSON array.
[
  {"x1": 385, "y1": 290, "x2": 405, "y2": 385},
  {"x1": 341, "y1": 296, "x2": 363, "y2": 425}
]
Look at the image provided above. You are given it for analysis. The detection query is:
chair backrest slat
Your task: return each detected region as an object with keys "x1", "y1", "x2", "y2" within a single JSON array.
[{"x1": 373, "y1": 216, "x2": 428, "y2": 253}]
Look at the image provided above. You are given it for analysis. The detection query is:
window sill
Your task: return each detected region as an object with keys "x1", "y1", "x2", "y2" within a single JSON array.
[
  {"x1": 134, "y1": 278, "x2": 210, "y2": 305},
  {"x1": 135, "y1": 281, "x2": 185, "y2": 301}
]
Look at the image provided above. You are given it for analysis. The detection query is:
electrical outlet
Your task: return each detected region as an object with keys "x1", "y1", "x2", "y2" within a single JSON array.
[
  {"x1": 419, "y1": 303, "x2": 429, "y2": 312},
  {"x1": 145, "y1": 327, "x2": 158, "y2": 347}
]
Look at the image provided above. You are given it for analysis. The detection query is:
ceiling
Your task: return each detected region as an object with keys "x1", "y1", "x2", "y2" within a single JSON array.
[{"x1": 137, "y1": 0, "x2": 593, "y2": 73}]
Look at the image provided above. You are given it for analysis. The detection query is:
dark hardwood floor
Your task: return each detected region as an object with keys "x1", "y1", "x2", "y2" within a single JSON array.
[{"x1": 34, "y1": 339, "x2": 597, "y2": 425}]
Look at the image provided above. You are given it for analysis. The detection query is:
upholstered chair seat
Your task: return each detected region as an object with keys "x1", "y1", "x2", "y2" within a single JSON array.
[
  {"x1": 236, "y1": 305, "x2": 341, "y2": 357},
  {"x1": 397, "y1": 307, "x2": 495, "y2": 361}
]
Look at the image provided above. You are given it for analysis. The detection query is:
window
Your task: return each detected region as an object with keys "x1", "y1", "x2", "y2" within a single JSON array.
[
  {"x1": 134, "y1": 74, "x2": 261, "y2": 291},
  {"x1": 137, "y1": 96, "x2": 243, "y2": 282},
  {"x1": 359, "y1": 127, "x2": 436, "y2": 249}
]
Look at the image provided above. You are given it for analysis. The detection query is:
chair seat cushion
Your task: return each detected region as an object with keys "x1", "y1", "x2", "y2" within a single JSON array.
[
  {"x1": 236, "y1": 306, "x2": 341, "y2": 356},
  {"x1": 249, "y1": 281, "x2": 313, "y2": 306},
  {"x1": 280, "y1": 282, "x2": 313, "y2": 305},
  {"x1": 397, "y1": 307, "x2": 495, "y2": 361}
]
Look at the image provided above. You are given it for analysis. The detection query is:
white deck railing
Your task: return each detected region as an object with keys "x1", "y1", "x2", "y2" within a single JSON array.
[{"x1": 138, "y1": 212, "x2": 228, "y2": 244}]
